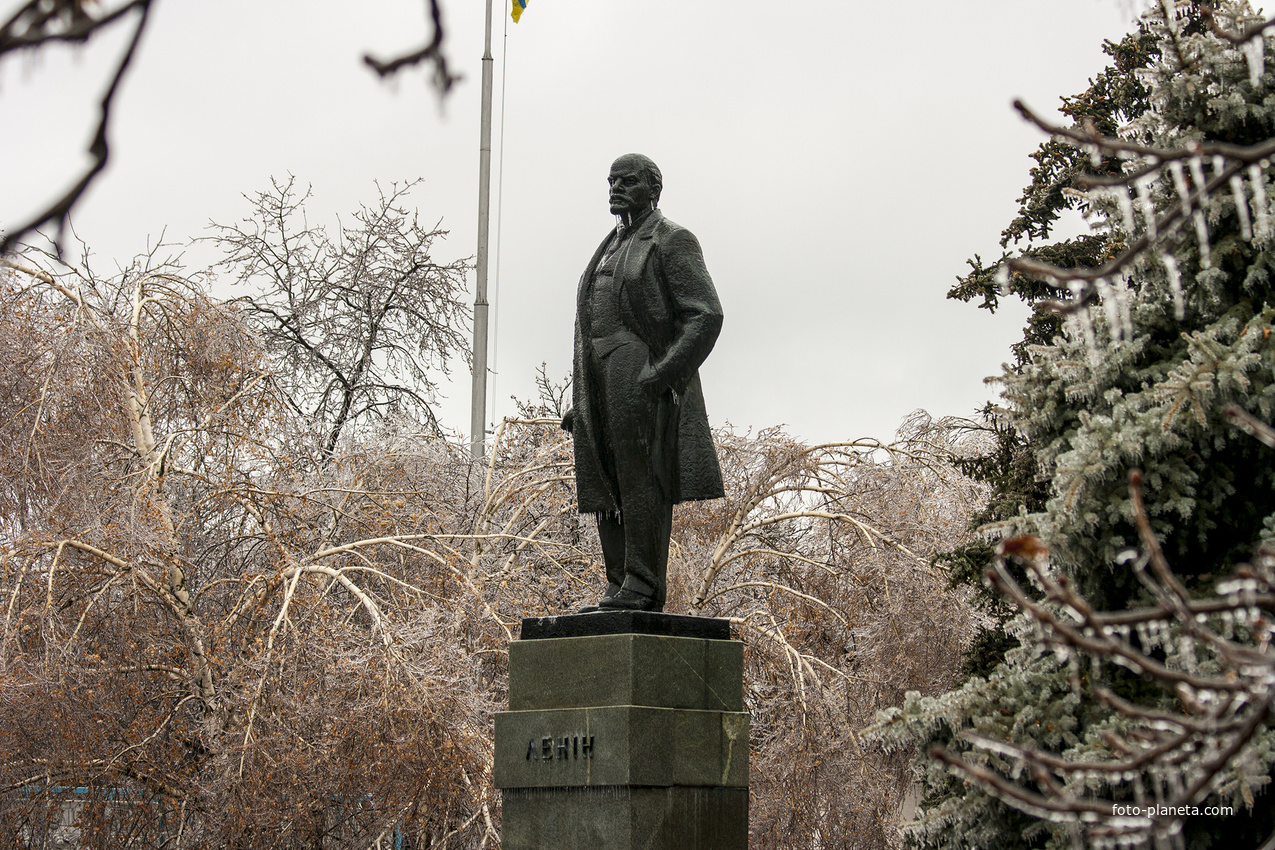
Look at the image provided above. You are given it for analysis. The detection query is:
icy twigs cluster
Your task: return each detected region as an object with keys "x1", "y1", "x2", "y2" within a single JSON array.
[
  {"x1": 1005, "y1": 2, "x2": 1275, "y2": 334},
  {"x1": 932, "y1": 469, "x2": 1275, "y2": 849}
]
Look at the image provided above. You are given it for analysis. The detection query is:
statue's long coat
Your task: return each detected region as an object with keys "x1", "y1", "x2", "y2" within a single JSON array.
[{"x1": 571, "y1": 210, "x2": 725, "y2": 515}]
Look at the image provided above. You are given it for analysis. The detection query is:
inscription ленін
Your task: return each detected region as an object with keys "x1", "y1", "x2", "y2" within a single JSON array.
[{"x1": 526, "y1": 736, "x2": 594, "y2": 761}]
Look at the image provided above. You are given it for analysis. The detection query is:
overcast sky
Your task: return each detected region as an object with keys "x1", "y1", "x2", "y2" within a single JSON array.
[{"x1": 1, "y1": 0, "x2": 1137, "y2": 444}]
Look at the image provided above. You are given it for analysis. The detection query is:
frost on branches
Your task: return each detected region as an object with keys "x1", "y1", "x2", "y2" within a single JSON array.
[
  {"x1": 0, "y1": 236, "x2": 986, "y2": 847},
  {"x1": 869, "y1": 3, "x2": 1275, "y2": 849}
]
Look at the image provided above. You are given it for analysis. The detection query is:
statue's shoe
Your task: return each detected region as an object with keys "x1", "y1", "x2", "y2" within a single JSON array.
[{"x1": 597, "y1": 588, "x2": 660, "y2": 612}]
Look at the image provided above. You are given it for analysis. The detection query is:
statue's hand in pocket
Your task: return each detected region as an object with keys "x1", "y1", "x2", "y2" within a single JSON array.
[{"x1": 638, "y1": 361, "x2": 663, "y2": 395}]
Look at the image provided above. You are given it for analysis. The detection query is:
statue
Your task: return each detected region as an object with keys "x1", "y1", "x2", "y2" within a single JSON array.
[{"x1": 561, "y1": 154, "x2": 725, "y2": 613}]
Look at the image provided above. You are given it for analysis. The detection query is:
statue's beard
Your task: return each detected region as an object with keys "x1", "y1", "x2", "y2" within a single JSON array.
[{"x1": 614, "y1": 200, "x2": 655, "y2": 227}]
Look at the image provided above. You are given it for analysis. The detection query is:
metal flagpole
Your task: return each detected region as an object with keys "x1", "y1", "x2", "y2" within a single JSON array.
[{"x1": 470, "y1": 0, "x2": 495, "y2": 459}]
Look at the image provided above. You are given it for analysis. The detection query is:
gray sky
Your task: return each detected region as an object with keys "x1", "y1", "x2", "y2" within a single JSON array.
[{"x1": 1, "y1": 0, "x2": 1135, "y2": 444}]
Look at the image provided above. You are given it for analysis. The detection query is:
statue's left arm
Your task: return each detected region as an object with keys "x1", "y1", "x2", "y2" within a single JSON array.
[{"x1": 639, "y1": 228, "x2": 723, "y2": 395}]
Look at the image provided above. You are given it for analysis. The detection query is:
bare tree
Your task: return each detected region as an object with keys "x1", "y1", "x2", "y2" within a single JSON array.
[
  {"x1": 0, "y1": 253, "x2": 491, "y2": 847},
  {"x1": 212, "y1": 177, "x2": 471, "y2": 458},
  {"x1": 674, "y1": 415, "x2": 992, "y2": 849}
]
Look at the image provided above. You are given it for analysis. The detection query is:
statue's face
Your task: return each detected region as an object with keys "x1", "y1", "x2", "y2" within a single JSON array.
[{"x1": 608, "y1": 159, "x2": 654, "y2": 217}]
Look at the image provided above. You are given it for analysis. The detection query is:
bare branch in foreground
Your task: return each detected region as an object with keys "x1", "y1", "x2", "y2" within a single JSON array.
[
  {"x1": 363, "y1": 0, "x2": 459, "y2": 93},
  {"x1": 0, "y1": 0, "x2": 154, "y2": 256}
]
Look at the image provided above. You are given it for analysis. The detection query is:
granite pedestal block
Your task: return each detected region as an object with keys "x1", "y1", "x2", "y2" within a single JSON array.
[{"x1": 495, "y1": 613, "x2": 749, "y2": 850}]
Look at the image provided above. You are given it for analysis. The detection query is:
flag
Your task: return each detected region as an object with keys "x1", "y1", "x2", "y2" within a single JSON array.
[{"x1": 511, "y1": 0, "x2": 527, "y2": 22}]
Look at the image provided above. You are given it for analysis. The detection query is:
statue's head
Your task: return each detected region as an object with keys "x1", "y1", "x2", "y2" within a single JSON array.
[{"x1": 608, "y1": 153, "x2": 662, "y2": 217}]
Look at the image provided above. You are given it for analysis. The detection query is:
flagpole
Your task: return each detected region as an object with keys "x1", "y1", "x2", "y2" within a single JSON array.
[{"x1": 470, "y1": 0, "x2": 495, "y2": 459}]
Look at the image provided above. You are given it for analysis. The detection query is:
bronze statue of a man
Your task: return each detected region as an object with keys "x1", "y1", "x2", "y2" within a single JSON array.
[{"x1": 562, "y1": 153, "x2": 725, "y2": 613}]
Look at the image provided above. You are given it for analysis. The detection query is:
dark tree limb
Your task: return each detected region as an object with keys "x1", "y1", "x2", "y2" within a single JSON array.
[
  {"x1": 0, "y1": 0, "x2": 154, "y2": 257},
  {"x1": 0, "y1": 0, "x2": 144, "y2": 50},
  {"x1": 3, "y1": 2, "x2": 459, "y2": 257},
  {"x1": 363, "y1": 0, "x2": 458, "y2": 94},
  {"x1": 1224, "y1": 403, "x2": 1275, "y2": 450}
]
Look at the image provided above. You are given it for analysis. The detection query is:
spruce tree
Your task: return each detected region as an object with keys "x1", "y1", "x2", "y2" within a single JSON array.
[
  {"x1": 942, "y1": 18, "x2": 1166, "y2": 679},
  {"x1": 870, "y1": 3, "x2": 1275, "y2": 847}
]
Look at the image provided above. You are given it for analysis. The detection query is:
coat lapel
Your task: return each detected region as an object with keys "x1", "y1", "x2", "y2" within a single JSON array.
[
  {"x1": 578, "y1": 230, "x2": 616, "y2": 302},
  {"x1": 617, "y1": 210, "x2": 662, "y2": 287}
]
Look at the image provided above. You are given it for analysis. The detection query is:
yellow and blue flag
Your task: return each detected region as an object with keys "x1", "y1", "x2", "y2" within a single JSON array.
[{"x1": 511, "y1": 0, "x2": 527, "y2": 22}]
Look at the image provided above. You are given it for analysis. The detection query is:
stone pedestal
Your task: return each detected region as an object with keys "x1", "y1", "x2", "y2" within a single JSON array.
[{"x1": 495, "y1": 612, "x2": 749, "y2": 850}]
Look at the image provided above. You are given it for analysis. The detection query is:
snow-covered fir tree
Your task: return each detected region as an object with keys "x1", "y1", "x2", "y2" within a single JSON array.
[{"x1": 869, "y1": 3, "x2": 1275, "y2": 848}]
